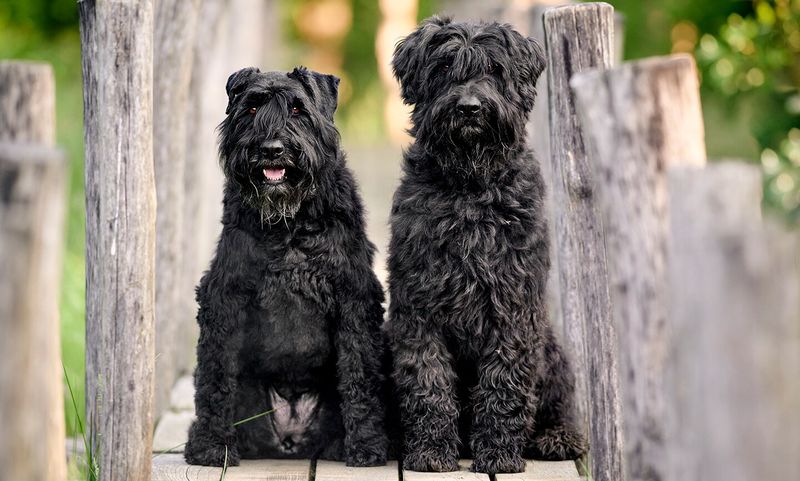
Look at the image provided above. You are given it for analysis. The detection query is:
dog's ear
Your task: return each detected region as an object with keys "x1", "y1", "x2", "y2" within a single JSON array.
[
  {"x1": 392, "y1": 16, "x2": 452, "y2": 104},
  {"x1": 288, "y1": 67, "x2": 340, "y2": 121},
  {"x1": 225, "y1": 67, "x2": 260, "y2": 114},
  {"x1": 502, "y1": 27, "x2": 546, "y2": 111}
]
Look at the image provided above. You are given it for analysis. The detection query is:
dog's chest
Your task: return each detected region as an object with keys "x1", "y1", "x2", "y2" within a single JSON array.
[{"x1": 240, "y1": 267, "x2": 334, "y2": 382}]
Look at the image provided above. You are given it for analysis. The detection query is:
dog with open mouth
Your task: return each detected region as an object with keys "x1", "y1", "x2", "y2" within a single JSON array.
[{"x1": 184, "y1": 66, "x2": 388, "y2": 468}]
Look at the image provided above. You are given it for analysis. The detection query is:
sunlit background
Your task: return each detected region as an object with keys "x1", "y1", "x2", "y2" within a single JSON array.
[{"x1": 1, "y1": 0, "x2": 797, "y2": 443}]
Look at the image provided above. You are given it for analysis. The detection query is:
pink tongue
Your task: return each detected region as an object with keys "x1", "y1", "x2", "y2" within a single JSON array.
[{"x1": 263, "y1": 168, "x2": 285, "y2": 181}]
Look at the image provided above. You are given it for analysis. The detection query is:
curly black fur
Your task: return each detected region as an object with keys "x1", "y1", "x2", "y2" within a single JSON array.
[
  {"x1": 387, "y1": 17, "x2": 586, "y2": 474},
  {"x1": 184, "y1": 66, "x2": 388, "y2": 467}
]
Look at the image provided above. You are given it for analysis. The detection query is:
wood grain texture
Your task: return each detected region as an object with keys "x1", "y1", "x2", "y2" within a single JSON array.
[
  {"x1": 542, "y1": 5, "x2": 620, "y2": 480},
  {"x1": 0, "y1": 143, "x2": 67, "y2": 481},
  {"x1": 667, "y1": 162, "x2": 800, "y2": 481},
  {"x1": 0, "y1": 61, "x2": 55, "y2": 144},
  {"x1": 177, "y1": 0, "x2": 227, "y2": 401},
  {"x1": 152, "y1": 454, "x2": 310, "y2": 481},
  {"x1": 495, "y1": 460, "x2": 580, "y2": 480},
  {"x1": 152, "y1": 0, "x2": 201, "y2": 417},
  {"x1": 403, "y1": 460, "x2": 489, "y2": 481},
  {"x1": 79, "y1": 0, "x2": 157, "y2": 480},
  {"x1": 570, "y1": 54, "x2": 706, "y2": 481},
  {"x1": 315, "y1": 460, "x2": 399, "y2": 481},
  {"x1": 525, "y1": 2, "x2": 570, "y2": 341}
]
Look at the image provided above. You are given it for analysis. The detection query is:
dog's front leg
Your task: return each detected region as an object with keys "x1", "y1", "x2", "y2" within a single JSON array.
[
  {"x1": 392, "y1": 324, "x2": 460, "y2": 472},
  {"x1": 184, "y1": 270, "x2": 245, "y2": 466},
  {"x1": 470, "y1": 331, "x2": 536, "y2": 474},
  {"x1": 335, "y1": 282, "x2": 389, "y2": 467}
]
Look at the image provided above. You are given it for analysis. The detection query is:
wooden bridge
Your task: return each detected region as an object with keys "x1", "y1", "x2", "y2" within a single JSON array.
[{"x1": 1, "y1": 1, "x2": 799, "y2": 481}]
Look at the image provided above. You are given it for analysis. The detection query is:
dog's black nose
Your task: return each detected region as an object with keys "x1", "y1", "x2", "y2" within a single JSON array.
[
  {"x1": 457, "y1": 96, "x2": 481, "y2": 116},
  {"x1": 260, "y1": 140, "x2": 284, "y2": 159}
]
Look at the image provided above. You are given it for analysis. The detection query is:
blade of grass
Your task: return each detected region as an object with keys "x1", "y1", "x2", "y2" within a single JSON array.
[
  {"x1": 63, "y1": 364, "x2": 99, "y2": 481},
  {"x1": 219, "y1": 445, "x2": 229, "y2": 481},
  {"x1": 232, "y1": 408, "x2": 275, "y2": 427},
  {"x1": 152, "y1": 442, "x2": 187, "y2": 458}
]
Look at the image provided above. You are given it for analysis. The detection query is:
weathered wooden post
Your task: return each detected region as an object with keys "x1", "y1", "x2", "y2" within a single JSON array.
[
  {"x1": 667, "y1": 162, "x2": 800, "y2": 481},
  {"x1": 153, "y1": 0, "x2": 201, "y2": 417},
  {"x1": 542, "y1": 4, "x2": 621, "y2": 480},
  {"x1": 178, "y1": 0, "x2": 228, "y2": 407},
  {"x1": 79, "y1": 1, "x2": 156, "y2": 479},
  {"x1": 0, "y1": 62, "x2": 67, "y2": 481},
  {"x1": 570, "y1": 54, "x2": 706, "y2": 481}
]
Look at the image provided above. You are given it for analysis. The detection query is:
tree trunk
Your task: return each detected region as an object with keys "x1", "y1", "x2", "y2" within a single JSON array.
[
  {"x1": 570, "y1": 54, "x2": 706, "y2": 481},
  {"x1": 79, "y1": 1, "x2": 156, "y2": 479},
  {"x1": 152, "y1": 0, "x2": 201, "y2": 417},
  {"x1": 667, "y1": 162, "x2": 800, "y2": 481},
  {"x1": 542, "y1": 6, "x2": 620, "y2": 480},
  {"x1": 178, "y1": 0, "x2": 228, "y2": 386},
  {"x1": 0, "y1": 65, "x2": 67, "y2": 481}
]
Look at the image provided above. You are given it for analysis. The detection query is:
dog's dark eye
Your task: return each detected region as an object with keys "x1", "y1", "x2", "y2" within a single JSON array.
[
  {"x1": 488, "y1": 63, "x2": 498, "y2": 74},
  {"x1": 439, "y1": 64, "x2": 450, "y2": 75},
  {"x1": 291, "y1": 104, "x2": 303, "y2": 116},
  {"x1": 248, "y1": 107, "x2": 257, "y2": 115}
]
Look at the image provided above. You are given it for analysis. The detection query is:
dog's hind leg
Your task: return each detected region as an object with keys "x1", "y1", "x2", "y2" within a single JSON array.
[
  {"x1": 391, "y1": 322, "x2": 460, "y2": 473},
  {"x1": 525, "y1": 328, "x2": 587, "y2": 461}
]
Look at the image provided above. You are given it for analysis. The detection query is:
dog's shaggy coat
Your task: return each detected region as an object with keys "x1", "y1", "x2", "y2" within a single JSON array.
[
  {"x1": 184, "y1": 67, "x2": 387, "y2": 467},
  {"x1": 387, "y1": 17, "x2": 586, "y2": 474}
]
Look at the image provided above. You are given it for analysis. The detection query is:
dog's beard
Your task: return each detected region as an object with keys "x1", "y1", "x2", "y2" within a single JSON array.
[
  {"x1": 418, "y1": 104, "x2": 514, "y2": 183},
  {"x1": 237, "y1": 156, "x2": 316, "y2": 225}
]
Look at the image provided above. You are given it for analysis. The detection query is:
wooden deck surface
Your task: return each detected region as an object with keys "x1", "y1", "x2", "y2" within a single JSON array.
[{"x1": 151, "y1": 455, "x2": 581, "y2": 481}]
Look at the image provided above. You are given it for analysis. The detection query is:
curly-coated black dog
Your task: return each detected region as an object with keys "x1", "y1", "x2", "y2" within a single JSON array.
[
  {"x1": 387, "y1": 17, "x2": 586, "y2": 474},
  {"x1": 184, "y1": 66, "x2": 388, "y2": 467}
]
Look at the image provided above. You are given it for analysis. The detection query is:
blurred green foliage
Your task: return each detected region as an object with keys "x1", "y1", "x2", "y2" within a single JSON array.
[
  {"x1": 0, "y1": 0, "x2": 86, "y2": 437},
  {"x1": 695, "y1": 0, "x2": 800, "y2": 223}
]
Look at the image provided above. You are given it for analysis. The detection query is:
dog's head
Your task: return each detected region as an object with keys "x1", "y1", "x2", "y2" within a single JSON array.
[
  {"x1": 218, "y1": 66, "x2": 340, "y2": 223},
  {"x1": 392, "y1": 17, "x2": 545, "y2": 177}
]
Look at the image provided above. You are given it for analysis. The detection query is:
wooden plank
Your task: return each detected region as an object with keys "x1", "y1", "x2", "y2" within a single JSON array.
[
  {"x1": 315, "y1": 460, "x2": 399, "y2": 481},
  {"x1": 403, "y1": 460, "x2": 489, "y2": 481},
  {"x1": 79, "y1": 1, "x2": 157, "y2": 480},
  {"x1": 152, "y1": 0, "x2": 201, "y2": 416},
  {"x1": 666, "y1": 162, "x2": 800, "y2": 481},
  {"x1": 0, "y1": 143, "x2": 67, "y2": 481},
  {"x1": 152, "y1": 454, "x2": 310, "y2": 481},
  {"x1": 0, "y1": 61, "x2": 55, "y2": 143},
  {"x1": 570, "y1": 54, "x2": 706, "y2": 481},
  {"x1": 542, "y1": 6, "x2": 619, "y2": 480},
  {"x1": 495, "y1": 460, "x2": 580, "y2": 480}
]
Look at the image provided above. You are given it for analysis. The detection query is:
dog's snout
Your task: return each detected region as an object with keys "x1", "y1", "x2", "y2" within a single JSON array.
[
  {"x1": 457, "y1": 95, "x2": 481, "y2": 116},
  {"x1": 260, "y1": 140, "x2": 284, "y2": 159}
]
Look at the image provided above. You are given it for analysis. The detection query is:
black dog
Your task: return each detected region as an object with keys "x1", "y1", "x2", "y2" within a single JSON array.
[
  {"x1": 387, "y1": 17, "x2": 586, "y2": 474},
  {"x1": 184, "y1": 66, "x2": 388, "y2": 467}
]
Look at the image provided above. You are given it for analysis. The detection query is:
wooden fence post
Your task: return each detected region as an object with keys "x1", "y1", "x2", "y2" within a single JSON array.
[
  {"x1": 178, "y1": 0, "x2": 228, "y2": 407},
  {"x1": 0, "y1": 61, "x2": 67, "y2": 481},
  {"x1": 570, "y1": 54, "x2": 706, "y2": 481},
  {"x1": 667, "y1": 162, "x2": 800, "y2": 481},
  {"x1": 153, "y1": 0, "x2": 201, "y2": 417},
  {"x1": 0, "y1": 61, "x2": 56, "y2": 143},
  {"x1": 79, "y1": 1, "x2": 156, "y2": 479},
  {"x1": 542, "y1": 5, "x2": 620, "y2": 479}
]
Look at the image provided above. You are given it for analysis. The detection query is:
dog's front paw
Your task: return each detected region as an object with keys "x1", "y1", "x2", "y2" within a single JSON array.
[
  {"x1": 346, "y1": 446, "x2": 387, "y2": 467},
  {"x1": 184, "y1": 434, "x2": 240, "y2": 467},
  {"x1": 528, "y1": 425, "x2": 587, "y2": 461},
  {"x1": 471, "y1": 450, "x2": 525, "y2": 474},
  {"x1": 403, "y1": 450, "x2": 459, "y2": 472}
]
